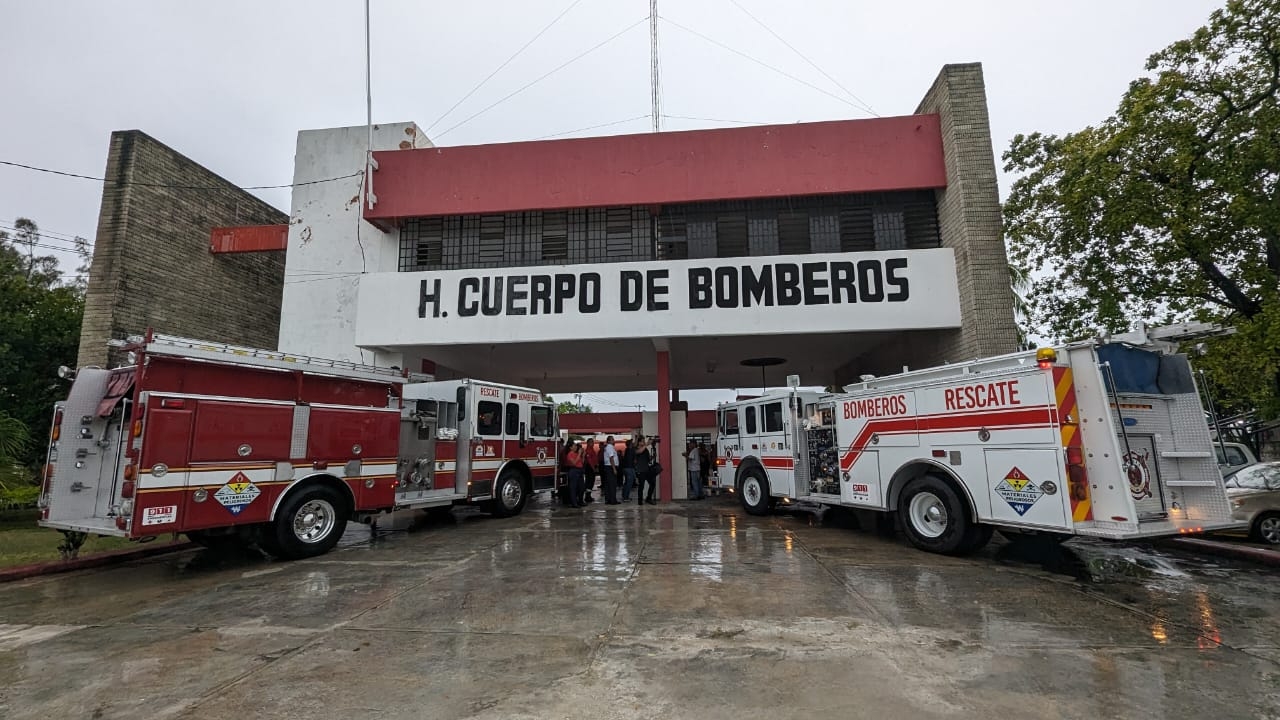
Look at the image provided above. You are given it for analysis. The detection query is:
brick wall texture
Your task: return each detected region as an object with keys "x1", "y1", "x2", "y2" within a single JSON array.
[
  {"x1": 916, "y1": 63, "x2": 1019, "y2": 361},
  {"x1": 77, "y1": 131, "x2": 288, "y2": 367},
  {"x1": 838, "y1": 63, "x2": 1019, "y2": 383}
]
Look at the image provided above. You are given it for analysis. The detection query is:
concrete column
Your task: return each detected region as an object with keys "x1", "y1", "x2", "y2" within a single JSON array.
[{"x1": 656, "y1": 350, "x2": 672, "y2": 502}]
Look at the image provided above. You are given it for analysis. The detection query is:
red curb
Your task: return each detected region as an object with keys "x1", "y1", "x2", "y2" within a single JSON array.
[
  {"x1": 0, "y1": 541, "x2": 196, "y2": 583},
  {"x1": 1166, "y1": 537, "x2": 1280, "y2": 567}
]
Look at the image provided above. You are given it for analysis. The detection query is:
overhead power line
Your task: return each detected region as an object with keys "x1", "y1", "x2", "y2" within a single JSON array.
[
  {"x1": 532, "y1": 115, "x2": 650, "y2": 140},
  {"x1": 427, "y1": 0, "x2": 588, "y2": 133},
  {"x1": 658, "y1": 16, "x2": 875, "y2": 117},
  {"x1": 724, "y1": 0, "x2": 878, "y2": 116},
  {"x1": 434, "y1": 16, "x2": 651, "y2": 140},
  {"x1": 0, "y1": 160, "x2": 361, "y2": 192},
  {"x1": 0, "y1": 221, "x2": 90, "y2": 244},
  {"x1": 0, "y1": 239, "x2": 90, "y2": 256},
  {"x1": 0, "y1": 225, "x2": 93, "y2": 248},
  {"x1": 662, "y1": 114, "x2": 775, "y2": 126}
]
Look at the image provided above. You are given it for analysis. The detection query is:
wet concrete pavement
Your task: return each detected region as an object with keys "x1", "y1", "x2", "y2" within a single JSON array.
[{"x1": 1, "y1": 496, "x2": 1278, "y2": 719}]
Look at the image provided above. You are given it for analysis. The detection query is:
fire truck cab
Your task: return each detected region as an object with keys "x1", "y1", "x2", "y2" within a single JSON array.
[
  {"x1": 717, "y1": 336, "x2": 1241, "y2": 555},
  {"x1": 398, "y1": 380, "x2": 559, "y2": 513}
]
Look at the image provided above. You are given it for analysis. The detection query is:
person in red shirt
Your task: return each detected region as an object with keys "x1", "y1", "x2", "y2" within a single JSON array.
[
  {"x1": 582, "y1": 438, "x2": 598, "y2": 504},
  {"x1": 565, "y1": 443, "x2": 585, "y2": 508}
]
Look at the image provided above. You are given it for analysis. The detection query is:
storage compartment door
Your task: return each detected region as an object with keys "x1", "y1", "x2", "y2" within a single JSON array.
[{"x1": 983, "y1": 449, "x2": 1070, "y2": 529}]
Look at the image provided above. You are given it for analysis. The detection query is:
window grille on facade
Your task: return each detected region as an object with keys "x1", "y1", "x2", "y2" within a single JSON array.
[{"x1": 397, "y1": 190, "x2": 940, "y2": 271}]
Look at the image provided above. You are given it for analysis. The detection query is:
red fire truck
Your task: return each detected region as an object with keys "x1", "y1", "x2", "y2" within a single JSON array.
[
  {"x1": 39, "y1": 333, "x2": 558, "y2": 559},
  {"x1": 716, "y1": 329, "x2": 1241, "y2": 554}
]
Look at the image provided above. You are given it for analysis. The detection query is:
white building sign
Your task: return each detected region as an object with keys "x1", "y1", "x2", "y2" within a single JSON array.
[{"x1": 355, "y1": 249, "x2": 961, "y2": 346}]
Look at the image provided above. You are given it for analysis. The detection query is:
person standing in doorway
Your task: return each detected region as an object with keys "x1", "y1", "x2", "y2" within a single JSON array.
[
  {"x1": 582, "y1": 438, "x2": 598, "y2": 504},
  {"x1": 620, "y1": 438, "x2": 637, "y2": 503},
  {"x1": 566, "y1": 442, "x2": 585, "y2": 508},
  {"x1": 601, "y1": 435, "x2": 620, "y2": 505},
  {"x1": 684, "y1": 440, "x2": 703, "y2": 500}
]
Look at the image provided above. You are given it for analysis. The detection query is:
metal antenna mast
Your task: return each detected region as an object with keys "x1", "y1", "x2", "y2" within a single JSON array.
[{"x1": 649, "y1": 0, "x2": 661, "y2": 132}]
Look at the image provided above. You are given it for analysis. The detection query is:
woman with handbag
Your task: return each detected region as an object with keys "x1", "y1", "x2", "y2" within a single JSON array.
[{"x1": 633, "y1": 438, "x2": 658, "y2": 506}]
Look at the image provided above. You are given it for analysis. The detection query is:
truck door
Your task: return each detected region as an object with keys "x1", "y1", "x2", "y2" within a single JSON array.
[
  {"x1": 528, "y1": 404, "x2": 557, "y2": 490},
  {"x1": 717, "y1": 407, "x2": 740, "y2": 484},
  {"x1": 983, "y1": 449, "x2": 1070, "y2": 529},
  {"x1": 758, "y1": 399, "x2": 793, "y2": 495},
  {"x1": 472, "y1": 395, "x2": 505, "y2": 497},
  {"x1": 504, "y1": 400, "x2": 522, "y2": 460}
]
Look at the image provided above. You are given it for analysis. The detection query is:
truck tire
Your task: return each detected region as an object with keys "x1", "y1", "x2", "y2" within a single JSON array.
[
  {"x1": 897, "y1": 475, "x2": 973, "y2": 555},
  {"x1": 270, "y1": 485, "x2": 348, "y2": 560},
  {"x1": 490, "y1": 468, "x2": 528, "y2": 518},
  {"x1": 739, "y1": 467, "x2": 772, "y2": 516}
]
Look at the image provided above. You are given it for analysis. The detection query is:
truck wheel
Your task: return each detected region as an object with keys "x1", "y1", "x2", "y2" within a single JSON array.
[
  {"x1": 1251, "y1": 512, "x2": 1280, "y2": 545},
  {"x1": 490, "y1": 469, "x2": 527, "y2": 518},
  {"x1": 897, "y1": 475, "x2": 972, "y2": 555},
  {"x1": 271, "y1": 485, "x2": 348, "y2": 559},
  {"x1": 739, "y1": 468, "x2": 772, "y2": 516}
]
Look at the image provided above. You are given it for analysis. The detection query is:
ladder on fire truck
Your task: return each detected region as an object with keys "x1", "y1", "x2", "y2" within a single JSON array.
[{"x1": 109, "y1": 333, "x2": 423, "y2": 384}]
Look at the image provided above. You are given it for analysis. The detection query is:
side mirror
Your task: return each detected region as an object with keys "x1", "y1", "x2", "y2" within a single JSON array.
[
  {"x1": 57, "y1": 365, "x2": 76, "y2": 381},
  {"x1": 456, "y1": 386, "x2": 467, "y2": 421},
  {"x1": 519, "y1": 421, "x2": 528, "y2": 448}
]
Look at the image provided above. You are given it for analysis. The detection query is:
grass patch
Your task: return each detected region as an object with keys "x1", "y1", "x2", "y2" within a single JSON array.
[{"x1": 0, "y1": 509, "x2": 138, "y2": 568}]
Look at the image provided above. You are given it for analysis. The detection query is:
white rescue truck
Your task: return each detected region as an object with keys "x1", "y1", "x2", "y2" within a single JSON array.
[{"x1": 715, "y1": 333, "x2": 1240, "y2": 554}]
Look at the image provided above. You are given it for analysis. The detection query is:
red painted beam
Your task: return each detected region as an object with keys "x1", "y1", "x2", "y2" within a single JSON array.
[
  {"x1": 559, "y1": 410, "x2": 718, "y2": 435},
  {"x1": 367, "y1": 115, "x2": 946, "y2": 220},
  {"x1": 209, "y1": 224, "x2": 289, "y2": 253}
]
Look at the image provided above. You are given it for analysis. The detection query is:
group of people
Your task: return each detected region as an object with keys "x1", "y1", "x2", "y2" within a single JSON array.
[{"x1": 561, "y1": 436, "x2": 661, "y2": 507}]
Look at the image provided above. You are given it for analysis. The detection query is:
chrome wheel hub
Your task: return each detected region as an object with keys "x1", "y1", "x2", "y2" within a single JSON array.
[
  {"x1": 501, "y1": 478, "x2": 523, "y2": 508},
  {"x1": 293, "y1": 499, "x2": 337, "y2": 544}
]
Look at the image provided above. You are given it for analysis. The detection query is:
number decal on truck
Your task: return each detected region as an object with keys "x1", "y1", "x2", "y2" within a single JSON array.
[{"x1": 141, "y1": 505, "x2": 178, "y2": 526}]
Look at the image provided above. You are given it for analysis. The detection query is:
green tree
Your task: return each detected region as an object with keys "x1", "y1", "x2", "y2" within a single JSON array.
[
  {"x1": 0, "y1": 410, "x2": 29, "y2": 485},
  {"x1": 0, "y1": 218, "x2": 86, "y2": 470},
  {"x1": 545, "y1": 396, "x2": 592, "y2": 414},
  {"x1": 1003, "y1": 0, "x2": 1280, "y2": 411}
]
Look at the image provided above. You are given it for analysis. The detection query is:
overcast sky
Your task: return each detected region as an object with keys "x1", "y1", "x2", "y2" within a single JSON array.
[{"x1": 0, "y1": 0, "x2": 1225, "y2": 410}]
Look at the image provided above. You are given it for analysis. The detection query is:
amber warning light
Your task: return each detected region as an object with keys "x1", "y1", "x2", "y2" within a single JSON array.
[{"x1": 1036, "y1": 348, "x2": 1057, "y2": 369}]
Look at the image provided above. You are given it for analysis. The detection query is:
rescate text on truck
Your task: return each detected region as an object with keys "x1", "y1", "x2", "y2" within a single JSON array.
[{"x1": 715, "y1": 334, "x2": 1240, "y2": 554}]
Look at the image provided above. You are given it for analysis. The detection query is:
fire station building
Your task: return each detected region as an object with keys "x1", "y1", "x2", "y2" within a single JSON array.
[
  {"x1": 264, "y1": 63, "x2": 1018, "y2": 494},
  {"x1": 278, "y1": 68, "x2": 1014, "y2": 371}
]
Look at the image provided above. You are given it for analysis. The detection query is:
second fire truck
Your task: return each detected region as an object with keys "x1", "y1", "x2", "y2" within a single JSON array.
[
  {"x1": 39, "y1": 334, "x2": 559, "y2": 559},
  {"x1": 716, "y1": 328, "x2": 1240, "y2": 554}
]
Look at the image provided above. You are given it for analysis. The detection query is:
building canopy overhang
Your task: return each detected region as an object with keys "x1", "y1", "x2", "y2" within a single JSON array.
[{"x1": 365, "y1": 114, "x2": 946, "y2": 223}]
